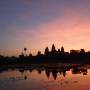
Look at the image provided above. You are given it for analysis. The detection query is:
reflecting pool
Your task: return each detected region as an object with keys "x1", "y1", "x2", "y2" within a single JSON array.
[{"x1": 0, "y1": 64, "x2": 90, "y2": 90}]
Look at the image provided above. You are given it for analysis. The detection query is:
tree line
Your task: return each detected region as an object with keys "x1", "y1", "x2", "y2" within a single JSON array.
[{"x1": 0, "y1": 44, "x2": 90, "y2": 64}]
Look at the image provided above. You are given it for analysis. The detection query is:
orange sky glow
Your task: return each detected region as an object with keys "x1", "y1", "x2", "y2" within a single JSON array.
[{"x1": 0, "y1": 0, "x2": 90, "y2": 56}]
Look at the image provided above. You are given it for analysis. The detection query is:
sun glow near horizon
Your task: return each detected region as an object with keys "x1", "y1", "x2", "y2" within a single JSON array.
[{"x1": 0, "y1": 0, "x2": 90, "y2": 56}]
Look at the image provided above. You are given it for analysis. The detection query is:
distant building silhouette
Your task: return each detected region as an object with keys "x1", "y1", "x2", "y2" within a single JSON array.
[
  {"x1": 51, "y1": 44, "x2": 56, "y2": 52},
  {"x1": 80, "y1": 49, "x2": 85, "y2": 54},
  {"x1": 70, "y1": 50, "x2": 80, "y2": 54},
  {"x1": 61, "y1": 46, "x2": 64, "y2": 53},
  {"x1": 1, "y1": 44, "x2": 90, "y2": 64},
  {"x1": 45, "y1": 47, "x2": 49, "y2": 56}
]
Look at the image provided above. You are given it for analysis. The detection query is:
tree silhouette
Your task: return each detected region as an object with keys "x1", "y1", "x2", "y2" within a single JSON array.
[
  {"x1": 0, "y1": 44, "x2": 90, "y2": 64},
  {"x1": 37, "y1": 51, "x2": 41, "y2": 56},
  {"x1": 80, "y1": 49, "x2": 85, "y2": 54},
  {"x1": 24, "y1": 47, "x2": 27, "y2": 56}
]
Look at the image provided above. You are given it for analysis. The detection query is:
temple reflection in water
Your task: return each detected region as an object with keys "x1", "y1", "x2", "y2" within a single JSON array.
[{"x1": 0, "y1": 64, "x2": 87, "y2": 80}]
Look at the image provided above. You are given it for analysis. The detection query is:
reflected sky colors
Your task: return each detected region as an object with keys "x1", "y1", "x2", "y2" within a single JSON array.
[
  {"x1": 0, "y1": 68, "x2": 89, "y2": 90},
  {"x1": 0, "y1": 0, "x2": 90, "y2": 56}
]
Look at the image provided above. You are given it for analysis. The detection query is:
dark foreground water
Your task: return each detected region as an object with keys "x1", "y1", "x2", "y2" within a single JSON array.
[{"x1": 0, "y1": 64, "x2": 90, "y2": 90}]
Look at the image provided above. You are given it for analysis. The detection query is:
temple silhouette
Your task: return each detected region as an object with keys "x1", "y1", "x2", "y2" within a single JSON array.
[
  {"x1": 0, "y1": 44, "x2": 90, "y2": 64},
  {"x1": 0, "y1": 63, "x2": 87, "y2": 80}
]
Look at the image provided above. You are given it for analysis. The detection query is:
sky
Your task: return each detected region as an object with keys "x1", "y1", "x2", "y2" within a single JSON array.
[{"x1": 0, "y1": 0, "x2": 90, "y2": 56}]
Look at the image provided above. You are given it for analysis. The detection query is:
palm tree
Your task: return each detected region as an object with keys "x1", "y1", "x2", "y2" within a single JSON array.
[{"x1": 24, "y1": 47, "x2": 27, "y2": 56}]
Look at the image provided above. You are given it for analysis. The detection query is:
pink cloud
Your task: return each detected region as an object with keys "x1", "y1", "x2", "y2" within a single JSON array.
[{"x1": 5, "y1": 3, "x2": 90, "y2": 56}]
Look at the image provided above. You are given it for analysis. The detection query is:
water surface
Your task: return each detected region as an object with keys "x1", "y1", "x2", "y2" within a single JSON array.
[{"x1": 0, "y1": 64, "x2": 90, "y2": 90}]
